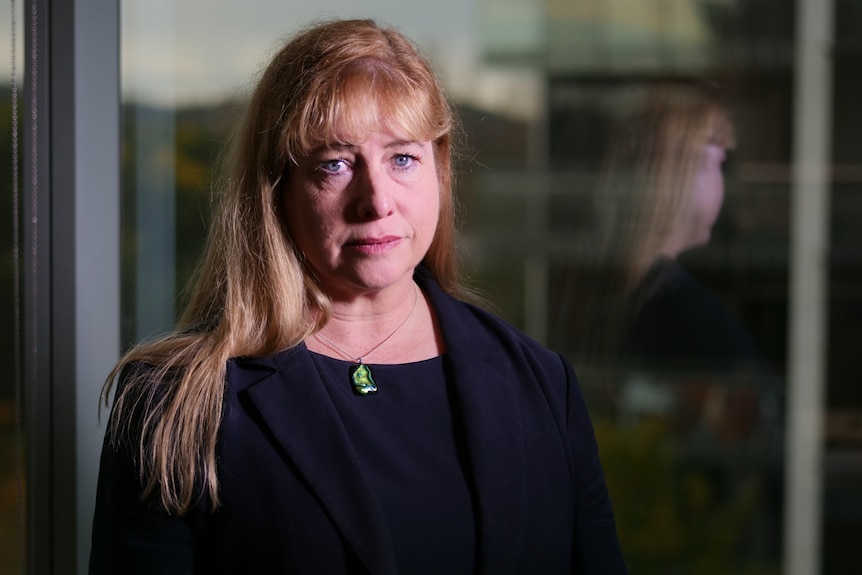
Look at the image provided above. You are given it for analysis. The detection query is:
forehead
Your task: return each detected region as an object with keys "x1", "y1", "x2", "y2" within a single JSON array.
[
  {"x1": 318, "y1": 101, "x2": 428, "y2": 149},
  {"x1": 310, "y1": 135, "x2": 427, "y2": 157},
  {"x1": 291, "y1": 64, "x2": 439, "y2": 157},
  {"x1": 320, "y1": 114, "x2": 421, "y2": 151}
]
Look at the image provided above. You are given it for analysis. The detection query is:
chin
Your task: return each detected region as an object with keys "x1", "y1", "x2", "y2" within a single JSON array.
[
  {"x1": 347, "y1": 264, "x2": 417, "y2": 292},
  {"x1": 690, "y1": 236, "x2": 711, "y2": 252}
]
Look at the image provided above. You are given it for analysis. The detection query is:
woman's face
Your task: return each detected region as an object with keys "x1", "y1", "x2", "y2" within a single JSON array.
[
  {"x1": 687, "y1": 143, "x2": 727, "y2": 248},
  {"x1": 283, "y1": 129, "x2": 440, "y2": 300}
]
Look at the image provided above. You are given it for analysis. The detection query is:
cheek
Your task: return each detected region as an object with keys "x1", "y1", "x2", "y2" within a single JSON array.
[
  {"x1": 706, "y1": 173, "x2": 725, "y2": 218},
  {"x1": 420, "y1": 187, "x2": 442, "y2": 236},
  {"x1": 693, "y1": 168, "x2": 724, "y2": 220},
  {"x1": 281, "y1": 194, "x2": 303, "y2": 243},
  {"x1": 282, "y1": 188, "x2": 328, "y2": 254}
]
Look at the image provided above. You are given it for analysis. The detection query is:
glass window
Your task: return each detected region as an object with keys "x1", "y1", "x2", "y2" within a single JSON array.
[
  {"x1": 119, "y1": 0, "x2": 862, "y2": 571},
  {"x1": 0, "y1": 1, "x2": 24, "y2": 571}
]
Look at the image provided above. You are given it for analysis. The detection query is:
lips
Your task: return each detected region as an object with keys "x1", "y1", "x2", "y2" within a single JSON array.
[{"x1": 346, "y1": 235, "x2": 402, "y2": 254}]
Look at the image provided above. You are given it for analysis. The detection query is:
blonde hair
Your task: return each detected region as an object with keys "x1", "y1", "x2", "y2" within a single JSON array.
[
  {"x1": 103, "y1": 19, "x2": 462, "y2": 514},
  {"x1": 598, "y1": 82, "x2": 736, "y2": 287},
  {"x1": 560, "y1": 82, "x2": 735, "y2": 367}
]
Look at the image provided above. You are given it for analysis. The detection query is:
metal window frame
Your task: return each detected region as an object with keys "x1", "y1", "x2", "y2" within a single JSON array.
[
  {"x1": 784, "y1": 0, "x2": 834, "y2": 573},
  {"x1": 24, "y1": 0, "x2": 120, "y2": 573}
]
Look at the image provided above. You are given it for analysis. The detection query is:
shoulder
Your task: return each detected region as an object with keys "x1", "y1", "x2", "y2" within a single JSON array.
[
  {"x1": 626, "y1": 259, "x2": 764, "y2": 365},
  {"x1": 104, "y1": 361, "x2": 174, "y2": 451},
  {"x1": 636, "y1": 260, "x2": 727, "y2": 322}
]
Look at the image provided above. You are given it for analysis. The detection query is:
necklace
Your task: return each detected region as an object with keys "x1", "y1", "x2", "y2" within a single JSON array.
[{"x1": 314, "y1": 284, "x2": 420, "y2": 396}]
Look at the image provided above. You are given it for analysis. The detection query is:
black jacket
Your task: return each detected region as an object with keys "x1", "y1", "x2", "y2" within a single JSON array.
[{"x1": 90, "y1": 269, "x2": 627, "y2": 574}]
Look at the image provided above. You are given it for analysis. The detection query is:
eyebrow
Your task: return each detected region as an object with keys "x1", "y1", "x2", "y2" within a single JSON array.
[{"x1": 314, "y1": 139, "x2": 422, "y2": 153}]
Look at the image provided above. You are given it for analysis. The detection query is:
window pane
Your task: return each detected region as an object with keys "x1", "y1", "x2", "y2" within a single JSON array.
[
  {"x1": 0, "y1": 1, "x2": 25, "y2": 571},
  {"x1": 120, "y1": 0, "x2": 862, "y2": 571}
]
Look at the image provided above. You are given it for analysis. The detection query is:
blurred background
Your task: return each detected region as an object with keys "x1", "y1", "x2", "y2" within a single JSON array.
[{"x1": 1, "y1": 0, "x2": 860, "y2": 573}]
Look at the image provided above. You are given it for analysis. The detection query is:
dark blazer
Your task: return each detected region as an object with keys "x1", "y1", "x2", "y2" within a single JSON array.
[
  {"x1": 623, "y1": 257, "x2": 774, "y2": 373},
  {"x1": 90, "y1": 268, "x2": 627, "y2": 574}
]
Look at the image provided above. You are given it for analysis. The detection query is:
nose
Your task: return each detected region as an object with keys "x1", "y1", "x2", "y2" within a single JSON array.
[{"x1": 355, "y1": 165, "x2": 394, "y2": 220}]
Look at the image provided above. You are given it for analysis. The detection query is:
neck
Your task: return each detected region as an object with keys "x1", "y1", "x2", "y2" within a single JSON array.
[{"x1": 314, "y1": 281, "x2": 420, "y2": 360}]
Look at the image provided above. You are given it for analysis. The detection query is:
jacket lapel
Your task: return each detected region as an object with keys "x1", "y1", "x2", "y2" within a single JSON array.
[
  {"x1": 232, "y1": 269, "x2": 530, "y2": 575},
  {"x1": 423, "y1": 276, "x2": 529, "y2": 575},
  {"x1": 237, "y1": 348, "x2": 398, "y2": 575}
]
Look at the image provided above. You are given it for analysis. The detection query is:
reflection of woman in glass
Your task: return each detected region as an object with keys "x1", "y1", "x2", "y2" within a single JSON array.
[
  {"x1": 568, "y1": 82, "x2": 778, "y2": 433},
  {"x1": 604, "y1": 85, "x2": 730, "y2": 284},
  {"x1": 561, "y1": 81, "x2": 782, "y2": 571},
  {"x1": 625, "y1": 84, "x2": 771, "y2": 432},
  {"x1": 89, "y1": 19, "x2": 627, "y2": 574},
  {"x1": 567, "y1": 82, "x2": 779, "y2": 438},
  {"x1": 600, "y1": 83, "x2": 753, "y2": 372}
]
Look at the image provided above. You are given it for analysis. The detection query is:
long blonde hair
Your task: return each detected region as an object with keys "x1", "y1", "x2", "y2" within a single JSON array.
[
  {"x1": 597, "y1": 82, "x2": 736, "y2": 287},
  {"x1": 103, "y1": 19, "x2": 462, "y2": 514},
  {"x1": 560, "y1": 82, "x2": 735, "y2": 368}
]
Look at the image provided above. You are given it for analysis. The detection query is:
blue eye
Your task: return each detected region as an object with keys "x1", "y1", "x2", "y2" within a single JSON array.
[
  {"x1": 321, "y1": 159, "x2": 345, "y2": 173},
  {"x1": 394, "y1": 154, "x2": 415, "y2": 168}
]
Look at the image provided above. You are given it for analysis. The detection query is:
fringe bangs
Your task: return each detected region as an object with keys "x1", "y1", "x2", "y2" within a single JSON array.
[{"x1": 288, "y1": 60, "x2": 450, "y2": 159}]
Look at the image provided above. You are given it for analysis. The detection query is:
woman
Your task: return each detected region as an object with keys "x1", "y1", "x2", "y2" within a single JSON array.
[
  {"x1": 558, "y1": 83, "x2": 782, "y2": 568},
  {"x1": 599, "y1": 83, "x2": 735, "y2": 293},
  {"x1": 591, "y1": 83, "x2": 776, "y2": 379},
  {"x1": 90, "y1": 19, "x2": 627, "y2": 574},
  {"x1": 562, "y1": 83, "x2": 751, "y2": 370}
]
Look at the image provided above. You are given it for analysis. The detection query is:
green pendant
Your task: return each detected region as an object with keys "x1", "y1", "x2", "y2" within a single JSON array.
[{"x1": 350, "y1": 362, "x2": 378, "y2": 396}]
